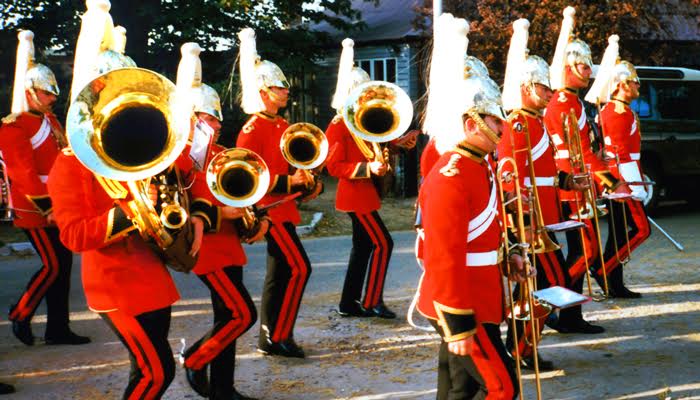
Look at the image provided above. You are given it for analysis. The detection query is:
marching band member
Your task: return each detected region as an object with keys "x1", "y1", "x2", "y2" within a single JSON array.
[
  {"x1": 325, "y1": 38, "x2": 396, "y2": 319},
  {"x1": 49, "y1": 2, "x2": 182, "y2": 397},
  {"x1": 543, "y1": 6, "x2": 626, "y2": 333},
  {"x1": 176, "y1": 43, "x2": 265, "y2": 400},
  {"x1": 235, "y1": 28, "x2": 320, "y2": 358},
  {"x1": 586, "y1": 44, "x2": 650, "y2": 298},
  {"x1": 0, "y1": 30, "x2": 89, "y2": 346},
  {"x1": 499, "y1": 19, "x2": 591, "y2": 370},
  {"x1": 418, "y1": 14, "x2": 521, "y2": 399}
]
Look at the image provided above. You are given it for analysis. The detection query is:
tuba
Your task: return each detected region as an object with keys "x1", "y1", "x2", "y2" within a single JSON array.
[
  {"x1": 0, "y1": 159, "x2": 14, "y2": 222},
  {"x1": 279, "y1": 122, "x2": 328, "y2": 190},
  {"x1": 67, "y1": 67, "x2": 196, "y2": 272},
  {"x1": 206, "y1": 147, "x2": 270, "y2": 239},
  {"x1": 342, "y1": 80, "x2": 413, "y2": 166}
]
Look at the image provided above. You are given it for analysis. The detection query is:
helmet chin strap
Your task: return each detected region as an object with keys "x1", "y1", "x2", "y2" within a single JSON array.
[
  {"x1": 466, "y1": 110, "x2": 501, "y2": 145},
  {"x1": 527, "y1": 83, "x2": 544, "y2": 108},
  {"x1": 569, "y1": 64, "x2": 590, "y2": 85}
]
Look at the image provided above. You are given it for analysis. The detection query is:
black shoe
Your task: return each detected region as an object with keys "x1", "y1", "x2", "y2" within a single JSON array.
[
  {"x1": 338, "y1": 303, "x2": 371, "y2": 317},
  {"x1": 544, "y1": 313, "x2": 560, "y2": 330},
  {"x1": 185, "y1": 365, "x2": 209, "y2": 397},
  {"x1": 555, "y1": 319, "x2": 605, "y2": 334},
  {"x1": 0, "y1": 382, "x2": 15, "y2": 395},
  {"x1": 257, "y1": 339, "x2": 305, "y2": 358},
  {"x1": 231, "y1": 387, "x2": 258, "y2": 400},
  {"x1": 609, "y1": 286, "x2": 642, "y2": 299},
  {"x1": 521, "y1": 355, "x2": 555, "y2": 372},
  {"x1": 44, "y1": 331, "x2": 91, "y2": 345},
  {"x1": 11, "y1": 319, "x2": 34, "y2": 346},
  {"x1": 368, "y1": 303, "x2": 396, "y2": 319}
]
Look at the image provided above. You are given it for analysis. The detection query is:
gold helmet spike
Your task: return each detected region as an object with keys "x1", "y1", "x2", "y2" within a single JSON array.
[
  {"x1": 95, "y1": 25, "x2": 137, "y2": 75},
  {"x1": 237, "y1": 28, "x2": 265, "y2": 114},
  {"x1": 70, "y1": 0, "x2": 115, "y2": 102},
  {"x1": 585, "y1": 35, "x2": 620, "y2": 104},
  {"x1": 423, "y1": 13, "x2": 470, "y2": 149},
  {"x1": 331, "y1": 38, "x2": 356, "y2": 111},
  {"x1": 550, "y1": 6, "x2": 576, "y2": 90},
  {"x1": 11, "y1": 31, "x2": 59, "y2": 113},
  {"x1": 502, "y1": 18, "x2": 530, "y2": 111},
  {"x1": 464, "y1": 55, "x2": 489, "y2": 79}
]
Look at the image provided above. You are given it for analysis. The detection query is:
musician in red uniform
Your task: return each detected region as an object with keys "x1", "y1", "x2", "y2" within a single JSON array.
[
  {"x1": 594, "y1": 60, "x2": 650, "y2": 298},
  {"x1": 175, "y1": 43, "x2": 265, "y2": 400},
  {"x1": 325, "y1": 39, "x2": 397, "y2": 318},
  {"x1": 543, "y1": 7, "x2": 626, "y2": 332},
  {"x1": 0, "y1": 31, "x2": 89, "y2": 346},
  {"x1": 235, "y1": 28, "x2": 321, "y2": 358},
  {"x1": 418, "y1": 14, "x2": 522, "y2": 399}
]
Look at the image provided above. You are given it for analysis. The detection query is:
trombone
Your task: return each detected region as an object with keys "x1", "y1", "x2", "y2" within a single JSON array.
[
  {"x1": 0, "y1": 159, "x2": 14, "y2": 222},
  {"x1": 341, "y1": 80, "x2": 414, "y2": 170},
  {"x1": 563, "y1": 109, "x2": 609, "y2": 297},
  {"x1": 497, "y1": 157, "x2": 548, "y2": 400}
]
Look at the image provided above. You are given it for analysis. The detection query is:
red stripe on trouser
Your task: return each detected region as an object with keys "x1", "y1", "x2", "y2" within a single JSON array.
[
  {"x1": 269, "y1": 225, "x2": 308, "y2": 342},
  {"x1": 537, "y1": 252, "x2": 558, "y2": 287},
  {"x1": 599, "y1": 200, "x2": 651, "y2": 276},
  {"x1": 472, "y1": 326, "x2": 516, "y2": 400},
  {"x1": 110, "y1": 312, "x2": 165, "y2": 400},
  {"x1": 568, "y1": 220, "x2": 598, "y2": 282},
  {"x1": 185, "y1": 270, "x2": 252, "y2": 370},
  {"x1": 10, "y1": 229, "x2": 59, "y2": 321},
  {"x1": 515, "y1": 317, "x2": 547, "y2": 360},
  {"x1": 358, "y1": 213, "x2": 388, "y2": 308}
]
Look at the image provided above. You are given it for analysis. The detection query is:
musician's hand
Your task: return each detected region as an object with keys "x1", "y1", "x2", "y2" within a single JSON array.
[
  {"x1": 148, "y1": 184, "x2": 158, "y2": 207},
  {"x1": 221, "y1": 206, "x2": 245, "y2": 220},
  {"x1": 508, "y1": 253, "x2": 534, "y2": 282},
  {"x1": 369, "y1": 161, "x2": 387, "y2": 177},
  {"x1": 504, "y1": 191, "x2": 529, "y2": 213},
  {"x1": 301, "y1": 181, "x2": 323, "y2": 202},
  {"x1": 189, "y1": 216, "x2": 205, "y2": 257},
  {"x1": 246, "y1": 218, "x2": 270, "y2": 244},
  {"x1": 447, "y1": 336, "x2": 474, "y2": 356},
  {"x1": 46, "y1": 212, "x2": 56, "y2": 226},
  {"x1": 393, "y1": 129, "x2": 419, "y2": 150},
  {"x1": 290, "y1": 169, "x2": 312, "y2": 188},
  {"x1": 569, "y1": 175, "x2": 590, "y2": 192}
]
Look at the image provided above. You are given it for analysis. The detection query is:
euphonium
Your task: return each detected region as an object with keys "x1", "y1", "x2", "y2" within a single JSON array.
[
  {"x1": 66, "y1": 67, "x2": 195, "y2": 271},
  {"x1": 280, "y1": 122, "x2": 328, "y2": 189},
  {"x1": 341, "y1": 80, "x2": 414, "y2": 166},
  {"x1": 0, "y1": 160, "x2": 14, "y2": 222},
  {"x1": 206, "y1": 147, "x2": 270, "y2": 237}
]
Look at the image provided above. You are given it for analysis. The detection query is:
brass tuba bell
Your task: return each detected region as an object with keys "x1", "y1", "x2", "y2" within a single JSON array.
[
  {"x1": 206, "y1": 148, "x2": 270, "y2": 208},
  {"x1": 341, "y1": 80, "x2": 413, "y2": 144},
  {"x1": 280, "y1": 122, "x2": 328, "y2": 189}
]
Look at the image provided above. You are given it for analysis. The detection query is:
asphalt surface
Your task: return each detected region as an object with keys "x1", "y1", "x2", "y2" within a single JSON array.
[{"x1": 0, "y1": 205, "x2": 699, "y2": 399}]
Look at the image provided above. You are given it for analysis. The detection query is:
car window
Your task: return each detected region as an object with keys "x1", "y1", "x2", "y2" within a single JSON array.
[
  {"x1": 631, "y1": 83, "x2": 652, "y2": 118},
  {"x1": 653, "y1": 81, "x2": 700, "y2": 120}
]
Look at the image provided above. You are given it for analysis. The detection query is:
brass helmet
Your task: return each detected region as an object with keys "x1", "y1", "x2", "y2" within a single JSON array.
[
  {"x1": 459, "y1": 75, "x2": 506, "y2": 121},
  {"x1": 11, "y1": 30, "x2": 59, "y2": 114},
  {"x1": 464, "y1": 55, "x2": 489, "y2": 78},
  {"x1": 565, "y1": 39, "x2": 593, "y2": 69},
  {"x1": 238, "y1": 28, "x2": 289, "y2": 114},
  {"x1": 550, "y1": 6, "x2": 592, "y2": 89},
  {"x1": 331, "y1": 38, "x2": 370, "y2": 111},
  {"x1": 611, "y1": 61, "x2": 639, "y2": 89},
  {"x1": 96, "y1": 26, "x2": 137, "y2": 75},
  {"x1": 176, "y1": 42, "x2": 222, "y2": 121},
  {"x1": 522, "y1": 56, "x2": 551, "y2": 88}
]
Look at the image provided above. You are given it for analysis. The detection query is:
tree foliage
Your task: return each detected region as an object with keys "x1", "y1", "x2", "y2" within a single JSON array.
[
  {"x1": 0, "y1": 0, "x2": 373, "y2": 134},
  {"x1": 413, "y1": 0, "x2": 700, "y2": 83}
]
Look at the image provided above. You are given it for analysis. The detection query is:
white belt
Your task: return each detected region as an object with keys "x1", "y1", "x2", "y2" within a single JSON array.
[
  {"x1": 630, "y1": 153, "x2": 640, "y2": 161},
  {"x1": 465, "y1": 251, "x2": 499, "y2": 267},
  {"x1": 554, "y1": 150, "x2": 569, "y2": 159},
  {"x1": 39, "y1": 175, "x2": 48, "y2": 183},
  {"x1": 524, "y1": 176, "x2": 556, "y2": 187}
]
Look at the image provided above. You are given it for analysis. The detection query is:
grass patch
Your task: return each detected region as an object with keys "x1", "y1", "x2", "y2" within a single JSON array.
[{"x1": 299, "y1": 178, "x2": 417, "y2": 238}]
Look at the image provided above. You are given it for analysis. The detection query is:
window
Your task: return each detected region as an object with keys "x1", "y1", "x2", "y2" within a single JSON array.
[
  {"x1": 652, "y1": 81, "x2": 700, "y2": 120},
  {"x1": 357, "y1": 58, "x2": 398, "y2": 83},
  {"x1": 630, "y1": 82, "x2": 652, "y2": 118}
]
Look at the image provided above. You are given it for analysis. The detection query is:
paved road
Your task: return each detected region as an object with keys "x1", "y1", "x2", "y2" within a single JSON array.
[{"x1": 0, "y1": 207, "x2": 698, "y2": 399}]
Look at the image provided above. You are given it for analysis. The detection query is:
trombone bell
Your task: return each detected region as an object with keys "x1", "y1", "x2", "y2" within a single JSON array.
[
  {"x1": 206, "y1": 148, "x2": 270, "y2": 208},
  {"x1": 342, "y1": 80, "x2": 413, "y2": 143}
]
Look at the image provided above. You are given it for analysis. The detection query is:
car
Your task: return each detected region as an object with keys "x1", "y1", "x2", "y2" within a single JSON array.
[{"x1": 588, "y1": 66, "x2": 700, "y2": 214}]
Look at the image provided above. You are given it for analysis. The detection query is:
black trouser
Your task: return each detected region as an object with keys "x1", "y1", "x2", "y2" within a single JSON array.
[
  {"x1": 260, "y1": 221, "x2": 311, "y2": 345},
  {"x1": 9, "y1": 227, "x2": 73, "y2": 337},
  {"x1": 185, "y1": 266, "x2": 257, "y2": 399},
  {"x1": 102, "y1": 307, "x2": 175, "y2": 400},
  {"x1": 431, "y1": 320, "x2": 518, "y2": 400},
  {"x1": 341, "y1": 211, "x2": 394, "y2": 310},
  {"x1": 559, "y1": 202, "x2": 591, "y2": 325}
]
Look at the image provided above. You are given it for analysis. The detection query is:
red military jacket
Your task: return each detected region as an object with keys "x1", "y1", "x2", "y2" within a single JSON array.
[
  {"x1": 417, "y1": 143, "x2": 505, "y2": 341},
  {"x1": 544, "y1": 88, "x2": 618, "y2": 200},
  {"x1": 419, "y1": 138, "x2": 440, "y2": 180},
  {"x1": 325, "y1": 115, "x2": 381, "y2": 214},
  {"x1": 499, "y1": 109, "x2": 566, "y2": 225},
  {"x1": 188, "y1": 143, "x2": 247, "y2": 275},
  {"x1": 0, "y1": 112, "x2": 63, "y2": 228},
  {"x1": 236, "y1": 113, "x2": 300, "y2": 225},
  {"x1": 600, "y1": 99, "x2": 645, "y2": 198},
  {"x1": 47, "y1": 151, "x2": 179, "y2": 316}
]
